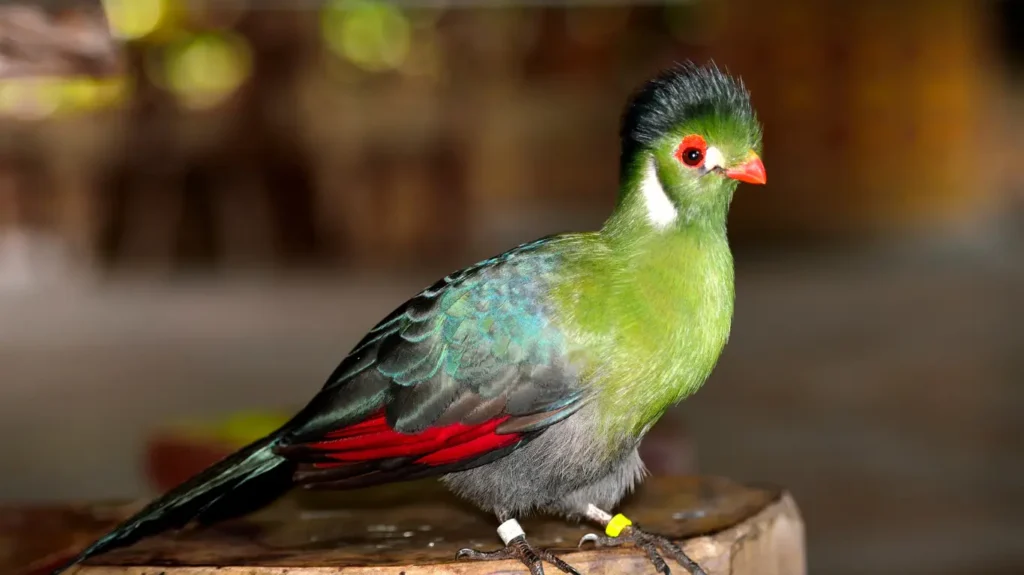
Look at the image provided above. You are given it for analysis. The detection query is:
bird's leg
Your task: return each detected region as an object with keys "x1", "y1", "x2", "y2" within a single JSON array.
[
  {"x1": 578, "y1": 504, "x2": 708, "y2": 575},
  {"x1": 456, "y1": 518, "x2": 581, "y2": 575}
]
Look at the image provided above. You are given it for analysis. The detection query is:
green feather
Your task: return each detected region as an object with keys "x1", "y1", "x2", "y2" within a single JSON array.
[{"x1": 543, "y1": 65, "x2": 760, "y2": 447}]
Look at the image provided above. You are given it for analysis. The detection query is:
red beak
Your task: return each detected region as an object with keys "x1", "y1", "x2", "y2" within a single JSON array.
[{"x1": 724, "y1": 150, "x2": 766, "y2": 185}]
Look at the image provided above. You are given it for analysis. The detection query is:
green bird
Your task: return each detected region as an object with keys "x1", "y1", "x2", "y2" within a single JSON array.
[{"x1": 54, "y1": 62, "x2": 765, "y2": 575}]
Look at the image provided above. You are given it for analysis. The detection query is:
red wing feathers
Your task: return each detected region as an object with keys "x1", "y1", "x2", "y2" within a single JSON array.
[{"x1": 307, "y1": 410, "x2": 523, "y2": 468}]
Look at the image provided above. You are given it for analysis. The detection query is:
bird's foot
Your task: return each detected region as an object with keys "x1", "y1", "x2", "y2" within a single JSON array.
[
  {"x1": 579, "y1": 525, "x2": 708, "y2": 575},
  {"x1": 457, "y1": 535, "x2": 581, "y2": 575}
]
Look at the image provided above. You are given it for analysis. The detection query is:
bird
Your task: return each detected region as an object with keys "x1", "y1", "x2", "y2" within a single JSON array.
[{"x1": 53, "y1": 61, "x2": 765, "y2": 575}]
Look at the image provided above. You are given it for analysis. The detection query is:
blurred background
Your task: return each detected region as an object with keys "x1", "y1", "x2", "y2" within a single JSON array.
[{"x1": 0, "y1": 0, "x2": 1021, "y2": 574}]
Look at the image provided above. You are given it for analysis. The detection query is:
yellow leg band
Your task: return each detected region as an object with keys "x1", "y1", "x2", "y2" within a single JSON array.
[{"x1": 605, "y1": 513, "x2": 633, "y2": 538}]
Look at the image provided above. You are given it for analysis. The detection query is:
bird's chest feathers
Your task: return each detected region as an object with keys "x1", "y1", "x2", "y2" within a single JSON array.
[
  {"x1": 633, "y1": 239, "x2": 732, "y2": 377},
  {"x1": 589, "y1": 233, "x2": 735, "y2": 439}
]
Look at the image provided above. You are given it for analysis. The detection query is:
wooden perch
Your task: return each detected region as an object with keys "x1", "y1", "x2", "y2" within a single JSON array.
[{"x1": 5, "y1": 476, "x2": 805, "y2": 575}]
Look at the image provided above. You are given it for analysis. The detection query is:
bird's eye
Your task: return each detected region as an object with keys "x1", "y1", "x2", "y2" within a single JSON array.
[
  {"x1": 681, "y1": 148, "x2": 704, "y2": 166},
  {"x1": 675, "y1": 134, "x2": 708, "y2": 168}
]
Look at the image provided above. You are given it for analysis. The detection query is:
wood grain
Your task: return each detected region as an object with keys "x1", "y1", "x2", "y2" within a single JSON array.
[{"x1": 0, "y1": 476, "x2": 804, "y2": 575}]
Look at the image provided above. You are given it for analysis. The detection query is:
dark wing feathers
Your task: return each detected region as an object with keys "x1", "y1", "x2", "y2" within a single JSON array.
[{"x1": 275, "y1": 237, "x2": 586, "y2": 487}]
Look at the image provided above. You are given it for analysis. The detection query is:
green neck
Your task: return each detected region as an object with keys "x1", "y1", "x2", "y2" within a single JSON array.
[
  {"x1": 570, "y1": 158, "x2": 737, "y2": 444},
  {"x1": 601, "y1": 155, "x2": 733, "y2": 243}
]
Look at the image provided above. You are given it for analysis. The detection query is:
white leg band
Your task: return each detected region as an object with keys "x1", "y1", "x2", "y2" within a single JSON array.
[
  {"x1": 585, "y1": 503, "x2": 612, "y2": 525},
  {"x1": 497, "y1": 518, "x2": 525, "y2": 545}
]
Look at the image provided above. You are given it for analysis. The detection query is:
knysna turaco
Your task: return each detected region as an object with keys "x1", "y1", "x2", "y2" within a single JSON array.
[{"x1": 55, "y1": 62, "x2": 765, "y2": 575}]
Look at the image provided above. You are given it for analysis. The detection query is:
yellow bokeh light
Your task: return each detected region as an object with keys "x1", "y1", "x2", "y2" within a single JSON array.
[
  {"x1": 61, "y1": 78, "x2": 101, "y2": 110},
  {"x1": 321, "y1": 0, "x2": 411, "y2": 72},
  {"x1": 0, "y1": 77, "x2": 128, "y2": 120},
  {"x1": 102, "y1": 0, "x2": 170, "y2": 40},
  {"x1": 61, "y1": 77, "x2": 129, "y2": 112},
  {"x1": 164, "y1": 33, "x2": 252, "y2": 110},
  {"x1": 0, "y1": 79, "x2": 61, "y2": 120}
]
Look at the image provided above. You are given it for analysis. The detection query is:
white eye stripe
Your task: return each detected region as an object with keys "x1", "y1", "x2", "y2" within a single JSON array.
[{"x1": 703, "y1": 146, "x2": 725, "y2": 172}]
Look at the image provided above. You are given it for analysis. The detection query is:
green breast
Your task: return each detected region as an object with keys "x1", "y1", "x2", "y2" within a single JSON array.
[{"x1": 551, "y1": 229, "x2": 735, "y2": 445}]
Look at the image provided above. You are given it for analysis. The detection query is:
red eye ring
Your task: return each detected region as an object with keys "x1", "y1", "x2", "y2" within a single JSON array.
[{"x1": 675, "y1": 135, "x2": 707, "y2": 168}]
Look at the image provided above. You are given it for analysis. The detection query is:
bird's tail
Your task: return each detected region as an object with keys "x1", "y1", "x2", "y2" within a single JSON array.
[{"x1": 52, "y1": 435, "x2": 293, "y2": 574}]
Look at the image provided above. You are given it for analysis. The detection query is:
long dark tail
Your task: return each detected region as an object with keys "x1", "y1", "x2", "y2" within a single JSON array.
[{"x1": 52, "y1": 435, "x2": 294, "y2": 574}]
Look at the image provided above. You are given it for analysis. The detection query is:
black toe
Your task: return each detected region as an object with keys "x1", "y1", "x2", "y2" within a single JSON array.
[
  {"x1": 579, "y1": 525, "x2": 707, "y2": 575},
  {"x1": 457, "y1": 534, "x2": 580, "y2": 575}
]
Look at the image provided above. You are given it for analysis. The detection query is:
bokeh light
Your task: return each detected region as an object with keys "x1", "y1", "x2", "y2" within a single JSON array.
[
  {"x1": 176, "y1": 410, "x2": 291, "y2": 447},
  {"x1": 0, "y1": 79, "x2": 60, "y2": 120},
  {"x1": 321, "y1": 0, "x2": 412, "y2": 73},
  {"x1": 0, "y1": 77, "x2": 127, "y2": 120},
  {"x1": 162, "y1": 32, "x2": 252, "y2": 110},
  {"x1": 102, "y1": 0, "x2": 172, "y2": 40}
]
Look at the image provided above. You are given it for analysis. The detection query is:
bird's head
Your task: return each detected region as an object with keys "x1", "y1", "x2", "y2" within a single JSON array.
[{"x1": 612, "y1": 62, "x2": 764, "y2": 232}]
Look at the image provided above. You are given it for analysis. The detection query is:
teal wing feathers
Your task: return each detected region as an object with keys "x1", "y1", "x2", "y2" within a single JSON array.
[{"x1": 275, "y1": 236, "x2": 587, "y2": 486}]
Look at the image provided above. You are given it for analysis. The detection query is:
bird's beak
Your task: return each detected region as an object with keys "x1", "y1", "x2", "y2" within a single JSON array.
[{"x1": 724, "y1": 150, "x2": 766, "y2": 185}]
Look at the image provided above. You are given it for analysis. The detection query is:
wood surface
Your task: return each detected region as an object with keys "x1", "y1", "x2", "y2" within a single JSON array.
[{"x1": 3, "y1": 476, "x2": 804, "y2": 575}]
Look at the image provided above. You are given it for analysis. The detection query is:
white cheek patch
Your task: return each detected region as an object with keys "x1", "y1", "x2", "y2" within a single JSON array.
[
  {"x1": 703, "y1": 146, "x2": 726, "y2": 172},
  {"x1": 639, "y1": 158, "x2": 678, "y2": 228}
]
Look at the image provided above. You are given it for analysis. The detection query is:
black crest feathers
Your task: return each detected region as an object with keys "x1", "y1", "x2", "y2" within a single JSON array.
[{"x1": 619, "y1": 61, "x2": 757, "y2": 175}]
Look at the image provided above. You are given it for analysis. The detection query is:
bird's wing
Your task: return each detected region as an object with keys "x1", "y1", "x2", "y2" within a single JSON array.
[{"x1": 275, "y1": 236, "x2": 586, "y2": 488}]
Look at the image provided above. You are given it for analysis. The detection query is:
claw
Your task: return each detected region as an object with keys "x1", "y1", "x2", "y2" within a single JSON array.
[
  {"x1": 457, "y1": 534, "x2": 580, "y2": 575},
  {"x1": 542, "y1": 550, "x2": 583, "y2": 575},
  {"x1": 582, "y1": 525, "x2": 707, "y2": 575},
  {"x1": 578, "y1": 532, "x2": 624, "y2": 549}
]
